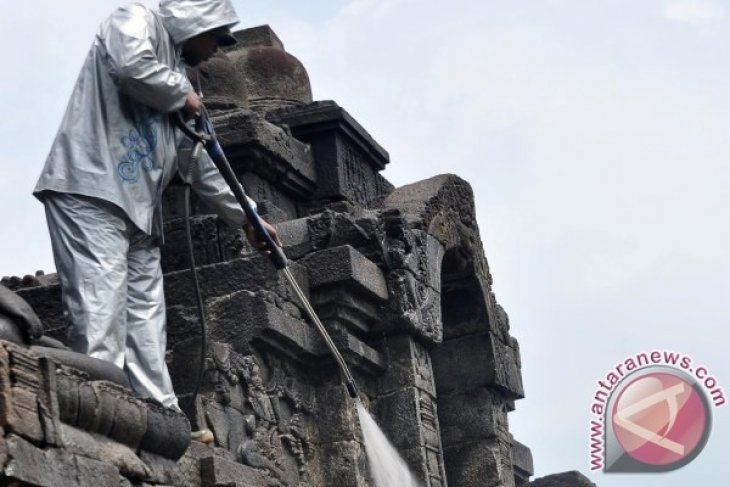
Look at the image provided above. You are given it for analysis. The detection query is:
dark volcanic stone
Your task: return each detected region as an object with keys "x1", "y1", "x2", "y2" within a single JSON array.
[
  {"x1": 200, "y1": 454, "x2": 268, "y2": 487},
  {"x1": 529, "y1": 471, "x2": 597, "y2": 487},
  {"x1": 0, "y1": 284, "x2": 44, "y2": 341},
  {"x1": 140, "y1": 401, "x2": 192, "y2": 461},
  {"x1": 30, "y1": 346, "x2": 130, "y2": 388}
]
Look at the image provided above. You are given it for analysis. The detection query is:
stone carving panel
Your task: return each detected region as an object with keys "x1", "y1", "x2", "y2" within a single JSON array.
[
  {"x1": 198, "y1": 343, "x2": 318, "y2": 487},
  {"x1": 378, "y1": 210, "x2": 446, "y2": 344},
  {"x1": 341, "y1": 142, "x2": 370, "y2": 204}
]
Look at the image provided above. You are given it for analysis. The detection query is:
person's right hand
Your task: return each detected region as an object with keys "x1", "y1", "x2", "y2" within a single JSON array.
[{"x1": 183, "y1": 91, "x2": 203, "y2": 119}]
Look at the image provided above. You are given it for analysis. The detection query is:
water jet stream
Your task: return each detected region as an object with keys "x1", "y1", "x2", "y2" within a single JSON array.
[{"x1": 357, "y1": 401, "x2": 423, "y2": 487}]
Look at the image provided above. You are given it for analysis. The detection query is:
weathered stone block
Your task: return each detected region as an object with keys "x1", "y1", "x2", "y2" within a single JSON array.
[
  {"x1": 14, "y1": 283, "x2": 65, "y2": 339},
  {"x1": 4, "y1": 434, "x2": 77, "y2": 486},
  {"x1": 303, "y1": 245, "x2": 388, "y2": 301},
  {"x1": 74, "y1": 454, "x2": 122, "y2": 487},
  {"x1": 372, "y1": 387, "x2": 447, "y2": 485},
  {"x1": 331, "y1": 329, "x2": 386, "y2": 376},
  {"x1": 315, "y1": 383, "x2": 359, "y2": 444},
  {"x1": 267, "y1": 101, "x2": 391, "y2": 206},
  {"x1": 3, "y1": 435, "x2": 65, "y2": 487},
  {"x1": 382, "y1": 174, "x2": 476, "y2": 247},
  {"x1": 0, "y1": 428, "x2": 7, "y2": 473},
  {"x1": 253, "y1": 205, "x2": 295, "y2": 236},
  {"x1": 432, "y1": 332, "x2": 524, "y2": 399},
  {"x1": 176, "y1": 441, "x2": 214, "y2": 487},
  {"x1": 433, "y1": 335, "x2": 481, "y2": 394},
  {"x1": 437, "y1": 387, "x2": 504, "y2": 445},
  {"x1": 6, "y1": 386, "x2": 44, "y2": 443},
  {"x1": 161, "y1": 215, "x2": 224, "y2": 273},
  {"x1": 275, "y1": 217, "x2": 312, "y2": 259},
  {"x1": 319, "y1": 440, "x2": 368, "y2": 487},
  {"x1": 400, "y1": 444, "x2": 447, "y2": 487},
  {"x1": 373, "y1": 387, "x2": 423, "y2": 450},
  {"x1": 312, "y1": 289, "x2": 382, "y2": 335},
  {"x1": 212, "y1": 109, "x2": 316, "y2": 199},
  {"x1": 528, "y1": 471, "x2": 596, "y2": 487},
  {"x1": 512, "y1": 439, "x2": 534, "y2": 486},
  {"x1": 298, "y1": 236, "x2": 387, "y2": 338},
  {"x1": 163, "y1": 256, "x2": 309, "y2": 311},
  {"x1": 0, "y1": 343, "x2": 44, "y2": 444},
  {"x1": 56, "y1": 423, "x2": 150, "y2": 481},
  {"x1": 204, "y1": 290, "x2": 323, "y2": 360},
  {"x1": 160, "y1": 213, "x2": 248, "y2": 275},
  {"x1": 307, "y1": 209, "x2": 376, "y2": 254},
  {"x1": 239, "y1": 171, "x2": 301, "y2": 219},
  {"x1": 200, "y1": 454, "x2": 268, "y2": 487},
  {"x1": 442, "y1": 440, "x2": 508, "y2": 487},
  {"x1": 378, "y1": 335, "x2": 436, "y2": 396},
  {"x1": 139, "y1": 450, "x2": 187, "y2": 486},
  {"x1": 489, "y1": 334, "x2": 524, "y2": 399}
]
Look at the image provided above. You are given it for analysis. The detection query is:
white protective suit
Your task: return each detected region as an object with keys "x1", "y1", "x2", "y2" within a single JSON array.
[{"x1": 34, "y1": 0, "x2": 247, "y2": 409}]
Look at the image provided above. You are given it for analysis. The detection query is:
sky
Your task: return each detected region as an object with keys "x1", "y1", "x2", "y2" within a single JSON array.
[{"x1": 1, "y1": 1, "x2": 728, "y2": 486}]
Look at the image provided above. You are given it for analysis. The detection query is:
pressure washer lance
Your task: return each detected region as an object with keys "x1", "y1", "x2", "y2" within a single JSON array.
[{"x1": 174, "y1": 109, "x2": 361, "y2": 402}]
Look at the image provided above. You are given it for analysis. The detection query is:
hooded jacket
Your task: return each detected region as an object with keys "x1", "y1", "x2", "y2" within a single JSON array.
[{"x1": 34, "y1": 0, "x2": 247, "y2": 236}]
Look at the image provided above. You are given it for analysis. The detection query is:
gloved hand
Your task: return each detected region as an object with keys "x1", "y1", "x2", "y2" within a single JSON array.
[
  {"x1": 183, "y1": 91, "x2": 203, "y2": 119},
  {"x1": 245, "y1": 219, "x2": 283, "y2": 253}
]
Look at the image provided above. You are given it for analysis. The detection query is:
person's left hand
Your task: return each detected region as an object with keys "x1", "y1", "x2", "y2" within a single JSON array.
[{"x1": 244, "y1": 219, "x2": 283, "y2": 253}]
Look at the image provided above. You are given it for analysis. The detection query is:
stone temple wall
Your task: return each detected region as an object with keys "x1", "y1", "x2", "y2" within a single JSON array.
[{"x1": 0, "y1": 25, "x2": 596, "y2": 487}]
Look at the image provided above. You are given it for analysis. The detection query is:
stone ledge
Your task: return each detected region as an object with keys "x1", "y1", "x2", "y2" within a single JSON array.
[
  {"x1": 302, "y1": 245, "x2": 388, "y2": 301},
  {"x1": 200, "y1": 454, "x2": 269, "y2": 487},
  {"x1": 163, "y1": 255, "x2": 310, "y2": 312},
  {"x1": 267, "y1": 101, "x2": 391, "y2": 205},
  {"x1": 512, "y1": 439, "x2": 535, "y2": 484},
  {"x1": 267, "y1": 101, "x2": 389, "y2": 170}
]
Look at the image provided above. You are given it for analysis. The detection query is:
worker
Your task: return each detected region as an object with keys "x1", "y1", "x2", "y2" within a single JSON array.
[{"x1": 33, "y1": 0, "x2": 280, "y2": 411}]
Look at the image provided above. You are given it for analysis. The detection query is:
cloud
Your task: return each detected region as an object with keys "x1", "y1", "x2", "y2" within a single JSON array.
[{"x1": 663, "y1": 0, "x2": 725, "y2": 22}]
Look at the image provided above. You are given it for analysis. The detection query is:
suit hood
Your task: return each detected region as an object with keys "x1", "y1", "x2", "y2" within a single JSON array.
[{"x1": 158, "y1": 0, "x2": 239, "y2": 45}]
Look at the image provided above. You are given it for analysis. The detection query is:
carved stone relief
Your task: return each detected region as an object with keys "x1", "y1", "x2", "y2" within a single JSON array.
[{"x1": 199, "y1": 344, "x2": 317, "y2": 487}]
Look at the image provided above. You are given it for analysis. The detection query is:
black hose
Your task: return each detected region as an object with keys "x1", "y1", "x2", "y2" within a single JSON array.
[{"x1": 181, "y1": 139, "x2": 209, "y2": 415}]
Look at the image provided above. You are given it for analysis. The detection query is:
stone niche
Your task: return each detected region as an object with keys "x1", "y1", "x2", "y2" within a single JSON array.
[{"x1": 0, "y1": 24, "x2": 595, "y2": 487}]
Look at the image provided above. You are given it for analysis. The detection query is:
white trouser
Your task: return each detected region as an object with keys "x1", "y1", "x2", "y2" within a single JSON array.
[{"x1": 44, "y1": 192, "x2": 178, "y2": 409}]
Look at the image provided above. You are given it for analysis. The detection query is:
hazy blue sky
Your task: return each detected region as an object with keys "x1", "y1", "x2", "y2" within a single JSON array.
[{"x1": 1, "y1": 1, "x2": 728, "y2": 485}]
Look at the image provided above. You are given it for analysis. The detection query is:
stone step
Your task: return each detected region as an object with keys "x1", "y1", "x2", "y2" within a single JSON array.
[
  {"x1": 163, "y1": 254, "x2": 310, "y2": 311},
  {"x1": 200, "y1": 454, "x2": 268, "y2": 487},
  {"x1": 169, "y1": 289, "x2": 384, "y2": 377}
]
